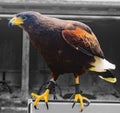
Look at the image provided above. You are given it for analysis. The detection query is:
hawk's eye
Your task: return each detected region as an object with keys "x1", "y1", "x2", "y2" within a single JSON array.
[{"x1": 21, "y1": 16, "x2": 27, "y2": 21}]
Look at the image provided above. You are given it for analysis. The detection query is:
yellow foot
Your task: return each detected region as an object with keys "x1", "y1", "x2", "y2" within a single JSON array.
[
  {"x1": 72, "y1": 94, "x2": 90, "y2": 112},
  {"x1": 31, "y1": 89, "x2": 50, "y2": 109}
]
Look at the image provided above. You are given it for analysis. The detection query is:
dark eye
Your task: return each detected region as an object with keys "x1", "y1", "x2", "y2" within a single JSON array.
[{"x1": 21, "y1": 16, "x2": 27, "y2": 21}]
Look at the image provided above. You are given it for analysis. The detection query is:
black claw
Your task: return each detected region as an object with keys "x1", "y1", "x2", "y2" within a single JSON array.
[
  {"x1": 81, "y1": 109, "x2": 83, "y2": 112},
  {"x1": 72, "y1": 102, "x2": 76, "y2": 108},
  {"x1": 34, "y1": 106, "x2": 38, "y2": 110},
  {"x1": 46, "y1": 102, "x2": 49, "y2": 110},
  {"x1": 84, "y1": 100, "x2": 90, "y2": 107}
]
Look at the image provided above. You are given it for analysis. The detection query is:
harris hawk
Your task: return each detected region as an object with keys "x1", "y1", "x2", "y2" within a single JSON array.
[{"x1": 9, "y1": 11, "x2": 116, "y2": 111}]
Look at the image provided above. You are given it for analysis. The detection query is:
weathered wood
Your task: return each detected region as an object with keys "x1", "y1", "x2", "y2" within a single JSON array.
[{"x1": 21, "y1": 30, "x2": 30, "y2": 100}]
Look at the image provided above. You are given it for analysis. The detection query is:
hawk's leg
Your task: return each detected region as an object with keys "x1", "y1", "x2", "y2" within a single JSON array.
[
  {"x1": 72, "y1": 74, "x2": 90, "y2": 112},
  {"x1": 31, "y1": 79, "x2": 56, "y2": 109}
]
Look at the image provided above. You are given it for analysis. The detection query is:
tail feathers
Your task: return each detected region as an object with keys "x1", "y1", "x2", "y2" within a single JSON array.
[
  {"x1": 98, "y1": 70, "x2": 117, "y2": 83},
  {"x1": 89, "y1": 56, "x2": 116, "y2": 72},
  {"x1": 89, "y1": 56, "x2": 117, "y2": 83}
]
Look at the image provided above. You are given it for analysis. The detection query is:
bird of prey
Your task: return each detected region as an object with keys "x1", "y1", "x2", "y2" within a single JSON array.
[{"x1": 9, "y1": 11, "x2": 117, "y2": 111}]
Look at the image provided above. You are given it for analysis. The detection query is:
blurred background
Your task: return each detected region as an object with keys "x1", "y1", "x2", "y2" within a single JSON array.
[{"x1": 0, "y1": 0, "x2": 120, "y2": 113}]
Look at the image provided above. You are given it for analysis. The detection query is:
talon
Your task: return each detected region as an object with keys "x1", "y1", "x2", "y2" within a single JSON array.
[
  {"x1": 72, "y1": 101, "x2": 76, "y2": 108},
  {"x1": 81, "y1": 109, "x2": 83, "y2": 112},
  {"x1": 84, "y1": 100, "x2": 90, "y2": 107},
  {"x1": 73, "y1": 93, "x2": 90, "y2": 111},
  {"x1": 46, "y1": 102, "x2": 49, "y2": 110},
  {"x1": 31, "y1": 89, "x2": 50, "y2": 109},
  {"x1": 34, "y1": 105, "x2": 38, "y2": 110}
]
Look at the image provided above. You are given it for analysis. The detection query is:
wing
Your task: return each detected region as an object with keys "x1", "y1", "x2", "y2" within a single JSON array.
[{"x1": 62, "y1": 23, "x2": 104, "y2": 58}]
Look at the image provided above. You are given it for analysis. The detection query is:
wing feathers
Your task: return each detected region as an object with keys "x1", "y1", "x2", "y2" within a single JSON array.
[{"x1": 62, "y1": 26, "x2": 104, "y2": 58}]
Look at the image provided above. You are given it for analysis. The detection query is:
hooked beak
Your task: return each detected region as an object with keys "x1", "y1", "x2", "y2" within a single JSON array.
[{"x1": 8, "y1": 17, "x2": 24, "y2": 27}]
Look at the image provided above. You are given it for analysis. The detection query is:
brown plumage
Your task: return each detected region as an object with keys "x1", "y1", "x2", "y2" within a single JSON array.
[{"x1": 9, "y1": 11, "x2": 116, "y2": 110}]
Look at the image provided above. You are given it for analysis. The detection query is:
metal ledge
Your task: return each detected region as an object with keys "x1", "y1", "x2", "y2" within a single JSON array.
[
  {"x1": 28, "y1": 99, "x2": 120, "y2": 113},
  {"x1": 1, "y1": 2, "x2": 120, "y2": 15}
]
